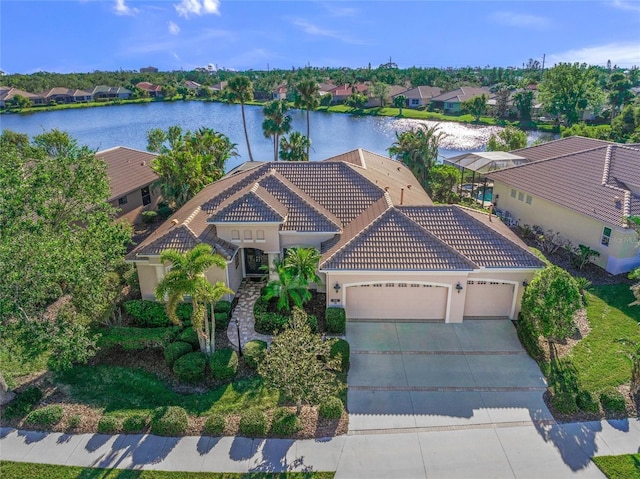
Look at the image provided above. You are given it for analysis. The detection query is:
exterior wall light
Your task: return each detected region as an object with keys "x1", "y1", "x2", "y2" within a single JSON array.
[
  {"x1": 455, "y1": 282, "x2": 463, "y2": 293},
  {"x1": 522, "y1": 280, "x2": 529, "y2": 287},
  {"x1": 334, "y1": 282, "x2": 341, "y2": 293}
]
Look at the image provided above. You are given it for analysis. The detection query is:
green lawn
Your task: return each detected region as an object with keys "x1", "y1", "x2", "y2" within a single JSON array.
[
  {"x1": 569, "y1": 284, "x2": 640, "y2": 392},
  {"x1": 56, "y1": 365, "x2": 280, "y2": 419},
  {"x1": 0, "y1": 462, "x2": 334, "y2": 479},
  {"x1": 592, "y1": 454, "x2": 640, "y2": 479},
  {"x1": 0, "y1": 335, "x2": 49, "y2": 389}
]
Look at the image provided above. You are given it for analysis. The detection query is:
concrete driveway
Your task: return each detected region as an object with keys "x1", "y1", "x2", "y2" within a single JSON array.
[{"x1": 346, "y1": 320, "x2": 552, "y2": 432}]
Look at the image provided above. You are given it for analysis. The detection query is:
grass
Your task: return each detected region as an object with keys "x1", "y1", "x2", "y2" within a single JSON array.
[
  {"x1": 96, "y1": 326, "x2": 180, "y2": 351},
  {"x1": 0, "y1": 462, "x2": 334, "y2": 479},
  {"x1": 592, "y1": 454, "x2": 640, "y2": 479},
  {"x1": 3, "y1": 98, "x2": 153, "y2": 114},
  {"x1": 0, "y1": 335, "x2": 49, "y2": 389},
  {"x1": 569, "y1": 284, "x2": 640, "y2": 392},
  {"x1": 56, "y1": 365, "x2": 279, "y2": 419}
]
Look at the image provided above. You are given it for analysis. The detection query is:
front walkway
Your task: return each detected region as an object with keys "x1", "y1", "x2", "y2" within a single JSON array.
[{"x1": 226, "y1": 279, "x2": 271, "y2": 350}]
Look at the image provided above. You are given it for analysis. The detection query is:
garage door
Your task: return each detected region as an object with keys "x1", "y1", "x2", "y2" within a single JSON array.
[
  {"x1": 463, "y1": 281, "x2": 514, "y2": 319},
  {"x1": 346, "y1": 283, "x2": 447, "y2": 321}
]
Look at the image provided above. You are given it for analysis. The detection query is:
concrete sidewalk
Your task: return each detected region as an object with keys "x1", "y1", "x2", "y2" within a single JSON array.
[{"x1": 3, "y1": 418, "x2": 639, "y2": 478}]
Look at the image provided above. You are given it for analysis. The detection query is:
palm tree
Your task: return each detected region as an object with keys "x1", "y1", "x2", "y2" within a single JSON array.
[
  {"x1": 226, "y1": 75, "x2": 255, "y2": 162},
  {"x1": 279, "y1": 131, "x2": 311, "y2": 161},
  {"x1": 263, "y1": 258, "x2": 312, "y2": 312},
  {"x1": 388, "y1": 123, "x2": 446, "y2": 188},
  {"x1": 155, "y1": 244, "x2": 232, "y2": 355},
  {"x1": 283, "y1": 247, "x2": 322, "y2": 286},
  {"x1": 393, "y1": 95, "x2": 406, "y2": 116},
  {"x1": 294, "y1": 80, "x2": 320, "y2": 159},
  {"x1": 262, "y1": 100, "x2": 291, "y2": 161}
]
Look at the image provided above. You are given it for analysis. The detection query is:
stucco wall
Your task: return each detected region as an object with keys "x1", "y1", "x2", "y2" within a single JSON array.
[
  {"x1": 215, "y1": 224, "x2": 281, "y2": 253},
  {"x1": 112, "y1": 184, "x2": 160, "y2": 219}
]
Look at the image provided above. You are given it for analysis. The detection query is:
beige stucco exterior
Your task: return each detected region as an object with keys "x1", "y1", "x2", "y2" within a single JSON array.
[
  {"x1": 111, "y1": 184, "x2": 161, "y2": 223},
  {"x1": 493, "y1": 180, "x2": 640, "y2": 275}
]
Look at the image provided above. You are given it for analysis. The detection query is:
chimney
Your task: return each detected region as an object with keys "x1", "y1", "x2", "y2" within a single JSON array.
[{"x1": 400, "y1": 188, "x2": 404, "y2": 205}]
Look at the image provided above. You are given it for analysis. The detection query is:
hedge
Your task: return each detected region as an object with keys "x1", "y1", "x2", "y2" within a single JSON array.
[
  {"x1": 164, "y1": 341, "x2": 194, "y2": 367},
  {"x1": 318, "y1": 397, "x2": 344, "y2": 419},
  {"x1": 151, "y1": 406, "x2": 189, "y2": 436},
  {"x1": 174, "y1": 351, "x2": 207, "y2": 383},
  {"x1": 244, "y1": 340, "x2": 268, "y2": 369},
  {"x1": 238, "y1": 409, "x2": 268, "y2": 437},
  {"x1": 122, "y1": 300, "x2": 193, "y2": 328},
  {"x1": 24, "y1": 405, "x2": 64, "y2": 428},
  {"x1": 330, "y1": 338, "x2": 350, "y2": 372},
  {"x1": 204, "y1": 413, "x2": 226, "y2": 436},
  {"x1": 214, "y1": 300, "x2": 232, "y2": 314},
  {"x1": 177, "y1": 328, "x2": 200, "y2": 349},
  {"x1": 97, "y1": 416, "x2": 120, "y2": 434},
  {"x1": 210, "y1": 348, "x2": 239, "y2": 381},
  {"x1": 600, "y1": 388, "x2": 626, "y2": 413},
  {"x1": 326, "y1": 308, "x2": 346, "y2": 334},
  {"x1": 122, "y1": 414, "x2": 148, "y2": 433},
  {"x1": 270, "y1": 408, "x2": 301, "y2": 436},
  {"x1": 215, "y1": 312, "x2": 231, "y2": 330}
]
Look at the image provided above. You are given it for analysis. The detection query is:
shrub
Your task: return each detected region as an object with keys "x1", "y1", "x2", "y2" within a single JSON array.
[
  {"x1": 551, "y1": 392, "x2": 579, "y2": 414},
  {"x1": 123, "y1": 268, "x2": 141, "y2": 299},
  {"x1": 244, "y1": 340, "x2": 268, "y2": 369},
  {"x1": 97, "y1": 415, "x2": 120, "y2": 434},
  {"x1": 24, "y1": 405, "x2": 64, "y2": 428},
  {"x1": 330, "y1": 339, "x2": 350, "y2": 372},
  {"x1": 576, "y1": 390, "x2": 599, "y2": 413},
  {"x1": 123, "y1": 300, "x2": 172, "y2": 327},
  {"x1": 122, "y1": 414, "x2": 148, "y2": 433},
  {"x1": 515, "y1": 316, "x2": 544, "y2": 361},
  {"x1": 157, "y1": 205, "x2": 173, "y2": 219},
  {"x1": 255, "y1": 311, "x2": 289, "y2": 335},
  {"x1": 270, "y1": 408, "x2": 301, "y2": 436},
  {"x1": 3, "y1": 386, "x2": 43, "y2": 419},
  {"x1": 600, "y1": 388, "x2": 626, "y2": 413},
  {"x1": 141, "y1": 210, "x2": 158, "y2": 224},
  {"x1": 318, "y1": 397, "x2": 344, "y2": 419},
  {"x1": 307, "y1": 314, "x2": 318, "y2": 333},
  {"x1": 151, "y1": 406, "x2": 189, "y2": 436},
  {"x1": 67, "y1": 414, "x2": 81, "y2": 429},
  {"x1": 203, "y1": 413, "x2": 226, "y2": 436},
  {"x1": 164, "y1": 341, "x2": 193, "y2": 367},
  {"x1": 214, "y1": 300, "x2": 232, "y2": 314},
  {"x1": 210, "y1": 348, "x2": 238, "y2": 381},
  {"x1": 215, "y1": 312, "x2": 231, "y2": 330},
  {"x1": 173, "y1": 352, "x2": 207, "y2": 383},
  {"x1": 238, "y1": 409, "x2": 268, "y2": 437},
  {"x1": 175, "y1": 303, "x2": 194, "y2": 322},
  {"x1": 326, "y1": 308, "x2": 346, "y2": 334},
  {"x1": 177, "y1": 328, "x2": 200, "y2": 348}
]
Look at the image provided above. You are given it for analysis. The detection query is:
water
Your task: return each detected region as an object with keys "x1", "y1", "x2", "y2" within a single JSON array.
[{"x1": 0, "y1": 101, "x2": 551, "y2": 172}]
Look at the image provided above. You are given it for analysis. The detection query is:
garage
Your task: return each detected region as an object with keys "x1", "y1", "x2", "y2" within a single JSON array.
[
  {"x1": 345, "y1": 282, "x2": 448, "y2": 321},
  {"x1": 463, "y1": 280, "x2": 515, "y2": 319}
]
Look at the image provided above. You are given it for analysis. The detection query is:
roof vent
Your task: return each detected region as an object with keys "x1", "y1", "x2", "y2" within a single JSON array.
[
  {"x1": 407, "y1": 184, "x2": 412, "y2": 189},
  {"x1": 171, "y1": 219, "x2": 179, "y2": 225},
  {"x1": 397, "y1": 166, "x2": 401, "y2": 171},
  {"x1": 141, "y1": 161, "x2": 146, "y2": 166},
  {"x1": 384, "y1": 186, "x2": 389, "y2": 192}
]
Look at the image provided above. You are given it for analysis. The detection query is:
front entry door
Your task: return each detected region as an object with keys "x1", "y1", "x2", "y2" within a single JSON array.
[{"x1": 244, "y1": 248, "x2": 268, "y2": 276}]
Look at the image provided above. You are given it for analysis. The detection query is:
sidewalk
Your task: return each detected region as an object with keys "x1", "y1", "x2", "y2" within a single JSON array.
[{"x1": 2, "y1": 418, "x2": 639, "y2": 478}]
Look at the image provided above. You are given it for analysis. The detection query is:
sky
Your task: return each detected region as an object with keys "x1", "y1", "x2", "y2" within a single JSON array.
[{"x1": 1, "y1": 0, "x2": 639, "y2": 74}]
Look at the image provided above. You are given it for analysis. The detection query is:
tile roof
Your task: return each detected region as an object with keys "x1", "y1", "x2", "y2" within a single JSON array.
[
  {"x1": 430, "y1": 87, "x2": 492, "y2": 104},
  {"x1": 209, "y1": 185, "x2": 287, "y2": 223},
  {"x1": 96, "y1": 146, "x2": 159, "y2": 201},
  {"x1": 394, "y1": 86, "x2": 442, "y2": 100},
  {"x1": 511, "y1": 136, "x2": 611, "y2": 162},
  {"x1": 489, "y1": 141, "x2": 640, "y2": 227}
]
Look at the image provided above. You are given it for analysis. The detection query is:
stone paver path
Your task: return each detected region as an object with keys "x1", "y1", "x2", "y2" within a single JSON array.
[{"x1": 226, "y1": 279, "x2": 272, "y2": 349}]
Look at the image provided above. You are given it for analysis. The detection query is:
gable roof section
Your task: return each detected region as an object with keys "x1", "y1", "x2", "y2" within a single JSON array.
[
  {"x1": 511, "y1": 136, "x2": 611, "y2": 162},
  {"x1": 400, "y1": 206, "x2": 545, "y2": 268},
  {"x1": 209, "y1": 184, "x2": 287, "y2": 223},
  {"x1": 395, "y1": 86, "x2": 442, "y2": 100},
  {"x1": 430, "y1": 87, "x2": 491, "y2": 104},
  {"x1": 96, "y1": 146, "x2": 159, "y2": 201},
  {"x1": 320, "y1": 206, "x2": 477, "y2": 271}
]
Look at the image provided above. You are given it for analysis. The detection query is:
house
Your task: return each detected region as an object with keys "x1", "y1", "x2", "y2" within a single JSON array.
[
  {"x1": 136, "y1": 82, "x2": 163, "y2": 98},
  {"x1": 96, "y1": 147, "x2": 161, "y2": 222},
  {"x1": 365, "y1": 85, "x2": 407, "y2": 107},
  {"x1": 429, "y1": 87, "x2": 492, "y2": 114},
  {"x1": 488, "y1": 137, "x2": 640, "y2": 275},
  {"x1": 328, "y1": 83, "x2": 368, "y2": 104},
  {"x1": 0, "y1": 86, "x2": 45, "y2": 107},
  {"x1": 91, "y1": 86, "x2": 133, "y2": 101},
  {"x1": 127, "y1": 149, "x2": 544, "y2": 322},
  {"x1": 183, "y1": 80, "x2": 201, "y2": 92},
  {"x1": 394, "y1": 86, "x2": 443, "y2": 108},
  {"x1": 41, "y1": 87, "x2": 93, "y2": 104}
]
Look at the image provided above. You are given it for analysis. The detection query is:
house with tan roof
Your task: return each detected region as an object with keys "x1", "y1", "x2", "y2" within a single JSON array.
[
  {"x1": 394, "y1": 86, "x2": 443, "y2": 108},
  {"x1": 41, "y1": 87, "x2": 93, "y2": 104},
  {"x1": 127, "y1": 149, "x2": 544, "y2": 323},
  {"x1": 488, "y1": 137, "x2": 640, "y2": 275},
  {"x1": 430, "y1": 87, "x2": 492, "y2": 114},
  {"x1": 0, "y1": 86, "x2": 45, "y2": 108},
  {"x1": 96, "y1": 147, "x2": 161, "y2": 222},
  {"x1": 136, "y1": 82, "x2": 163, "y2": 98}
]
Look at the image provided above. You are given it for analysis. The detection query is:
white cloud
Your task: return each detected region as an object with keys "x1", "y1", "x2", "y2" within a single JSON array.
[
  {"x1": 491, "y1": 11, "x2": 550, "y2": 29},
  {"x1": 171, "y1": 51, "x2": 181, "y2": 61},
  {"x1": 610, "y1": 0, "x2": 640, "y2": 14},
  {"x1": 168, "y1": 21, "x2": 180, "y2": 35},
  {"x1": 548, "y1": 42, "x2": 640, "y2": 67},
  {"x1": 114, "y1": 0, "x2": 138, "y2": 16},
  {"x1": 323, "y1": 4, "x2": 358, "y2": 17},
  {"x1": 291, "y1": 18, "x2": 367, "y2": 45},
  {"x1": 174, "y1": 0, "x2": 220, "y2": 18}
]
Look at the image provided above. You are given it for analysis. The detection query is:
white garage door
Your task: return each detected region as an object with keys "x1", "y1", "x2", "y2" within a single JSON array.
[
  {"x1": 463, "y1": 281, "x2": 515, "y2": 319},
  {"x1": 346, "y1": 283, "x2": 447, "y2": 321}
]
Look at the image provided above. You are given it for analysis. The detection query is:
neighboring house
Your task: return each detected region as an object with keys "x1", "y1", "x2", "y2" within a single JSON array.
[
  {"x1": 127, "y1": 149, "x2": 544, "y2": 322},
  {"x1": 0, "y1": 86, "x2": 45, "y2": 107},
  {"x1": 91, "y1": 86, "x2": 133, "y2": 101},
  {"x1": 430, "y1": 87, "x2": 492, "y2": 113},
  {"x1": 140, "y1": 66, "x2": 159, "y2": 73},
  {"x1": 329, "y1": 83, "x2": 369, "y2": 104},
  {"x1": 96, "y1": 147, "x2": 161, "y2": 222},
  {"x1": 42, "y1": 87, "x2": 93, "y2": 104},
  {"x1": 488, "y1": 137, "x2": 640, "y2": 275},
  {"x1": 183, "y1": 80, "x2": 201, "y2": 92},
  {"x1": 394, "y1": 86, "x2": 443, "y2": 108},
  {"x1": 272, "y1": 83, "x2": 289, "y2": 100},
  {"x1": 136, "y1": 82, "x2": 163, "y2": 98},
  {"x1": 365, "y1": 85, "x2": 407, "y2": 107}
]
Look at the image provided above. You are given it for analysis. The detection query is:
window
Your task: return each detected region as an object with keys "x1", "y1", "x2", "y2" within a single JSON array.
[
  {"x1": 244, "y1": 230, "x2": 252, "y2": 240},
  {"x1": 511, "y1": 189, "x2": 517, "y2": 198},
  {"x1": 410, "y1": 99, "x2": 419, "y2": 106},
  {"x1": 231, "y1": 230, "x2": 240, "y2": 241},
  {"x1": 141, "y1": 186, "x2": 151, "y2": 206},
  {"x1": 518, "y1": 192, "x2": 524, "y2": 201},
  {"x1": 118, "y1": 196, "x2": 128, "y2": 205},
  {"x1": 256, "y1": 230, "x2": 265, "y2": 241},
  {"x1": 526, "y1": 195, "x2": 532, "y2": 205},
  {"x1": 601, "y1": 227, "x2": 612, "y2": 246}
]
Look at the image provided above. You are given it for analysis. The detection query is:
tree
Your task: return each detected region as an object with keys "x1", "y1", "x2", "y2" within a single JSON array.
[
  {"x1": 258, "y1": 307, "x2": 341, "y2": 414},
  {"x1": 226, "y1": 75, "x2": 255, "y2": 162},
  {"x1": 461, "y1": 94, "x2": 488, "y2": 122},
  {"x1": 428, "y1": 164, "x2": 461, "y2": 203},
  {"x1": 262, "y1": 100, "x2": 291, "y2": 162},
  {"x1": 263, "y1": 259, "x2": 312, "y2": 312},
  {"x1": 294, "y1": 80, "x2": 320, "y2": 159},
  {"x1": 147, "y1": 126, "x2": 237, "y2": 208},
  {"x1": 283, "y1": 247, "x2": 322, "y2": 287},
  {"x1": 608, "y1": 72, "x2": 633, "y2": 120},
  {"x1": 161, "y1": 84, "x2": 177, "y2": 99},
  {"x1": 155, "y1": 244, "x2": 232, "y2": 356},
  {"x1": 561, "y1": 122, "x2": 611, "y2": 141},
  {"x1": 512, "y1": 90, "x2": 535, "y2": 121},
  {"x1": 279, "y1": 131, "x2": 311, "y2": 161},
  {"x1": 8, "y1": 94, "x2": 32, "y2": 110},
  {"x1": 486, "y1": 125, "x2": 528, "y2": 151},
  {"x1": 370, "y1": 82, "x2": 390, "y2": 107},
  {"x1": 393, "y1": 94, "x2": 406, "y2": 115},
  {"x1": 388, "y1": 123, "x2": 446, "y2": 188},
  {"x1": 611, "y1": 101, "x2": 640, "y2": 143},
  {"x1": 493, "y1": 89, "x2": 511, "y2": 119},
  {"x1": 520, "y1": 266, "x2": 582, "y2": 343},
  {"x1": 538, "y1": 63, "x2": 604, "y2": 126},
  {"x1": 344, "y1": 91, "x2": 367, "y2": 110}
]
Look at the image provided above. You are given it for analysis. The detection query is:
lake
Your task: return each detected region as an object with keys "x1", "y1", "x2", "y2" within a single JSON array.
[{"x1": 0, "y1": 101, "x2": 551, "y2": 172}]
